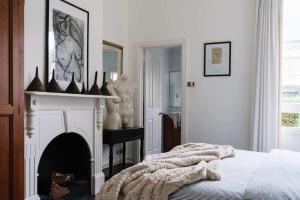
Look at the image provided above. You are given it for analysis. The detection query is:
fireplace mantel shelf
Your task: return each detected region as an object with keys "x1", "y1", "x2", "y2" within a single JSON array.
[{"x1": 25, "y1": 91, "x2": 119, "y2": 99}]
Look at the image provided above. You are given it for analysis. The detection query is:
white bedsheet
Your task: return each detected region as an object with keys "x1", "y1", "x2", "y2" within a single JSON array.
[
  {"x1": 170, "y1": 149, "x2": 300, "y2": 200},
  {"x1": 170, "y1": 150, "x2": 267, "y2": 200},
  {"x1": 244, "y1": 149, "x2": 300, "y2": 200}
]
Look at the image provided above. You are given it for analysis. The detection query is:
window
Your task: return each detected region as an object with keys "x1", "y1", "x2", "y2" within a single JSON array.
[{"x1": 281, "y1": 0, "x2": 300, "y2": 132}]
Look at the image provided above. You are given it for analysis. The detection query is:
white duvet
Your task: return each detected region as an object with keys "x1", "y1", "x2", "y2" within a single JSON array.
[
  {"x1": 244, "y1": 149, "x2": 300, "y2": 200},
  {"x1": 170, "y1": 149, "x2": 300, "y2": 200}
]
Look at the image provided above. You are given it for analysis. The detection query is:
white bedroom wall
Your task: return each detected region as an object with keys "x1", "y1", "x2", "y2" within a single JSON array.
[
  {"x1": 24, "y1": 0, "x2": 103, "y2": 88},
  {"x1": 103, "y1": 0, "x2": 131, "y2": 166},
  {"x1": 103, "y1": 0, "x2": 129, "y2": 75},
  {"x1": 128, "y1": 0, "x2": 256, "y2": 150}
]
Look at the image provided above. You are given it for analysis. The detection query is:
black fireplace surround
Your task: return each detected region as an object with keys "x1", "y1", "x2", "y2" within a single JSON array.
[{"x1": 38, "y1": 133, "x2": 93, "y2": 200}]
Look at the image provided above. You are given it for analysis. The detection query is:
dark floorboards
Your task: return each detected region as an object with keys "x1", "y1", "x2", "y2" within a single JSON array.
[{"x1": 40, "y1": 195, "x2": 95, "y2": 200}]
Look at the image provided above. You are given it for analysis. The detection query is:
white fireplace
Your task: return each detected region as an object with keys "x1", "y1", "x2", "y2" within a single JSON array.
[{"x1": 24, "y1": 91, "x2": 116, "y2": 200}]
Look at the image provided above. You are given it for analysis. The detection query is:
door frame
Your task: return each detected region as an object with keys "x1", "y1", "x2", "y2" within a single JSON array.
[{"x1": 134, "y1": 39, "x2": 188, "y2": 155}]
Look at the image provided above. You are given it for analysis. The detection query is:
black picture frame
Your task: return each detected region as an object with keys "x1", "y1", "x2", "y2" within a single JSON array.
[
  {"x1": 204, "y1": 41, "x2": 231, "y2": 77},
  {"x1": 46, "y1": 0, "x2": 90, "y2": 89}
]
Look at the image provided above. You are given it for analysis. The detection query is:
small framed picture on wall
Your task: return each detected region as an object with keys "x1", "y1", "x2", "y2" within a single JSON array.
[{"x1": 204, "y1": 41, "x2": 231, "y2": 77}]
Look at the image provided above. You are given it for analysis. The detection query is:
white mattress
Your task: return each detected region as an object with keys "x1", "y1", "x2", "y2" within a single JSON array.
[{"x1": 169, "y1": 150, "x2": 267, "y2": 200}]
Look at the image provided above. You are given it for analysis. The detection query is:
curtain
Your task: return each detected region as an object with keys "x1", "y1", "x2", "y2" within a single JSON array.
[{"x1": 252, "y1": 0, "x2": 283, "y2": 152}]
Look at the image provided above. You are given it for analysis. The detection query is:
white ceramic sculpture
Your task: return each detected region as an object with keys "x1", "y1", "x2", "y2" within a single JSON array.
[
  {"x1": 104, "y1": 79, "x2": 122, "y2": 129},
  {"x1": 115, "y1": 75, "x2": 137, "y2": 128}
]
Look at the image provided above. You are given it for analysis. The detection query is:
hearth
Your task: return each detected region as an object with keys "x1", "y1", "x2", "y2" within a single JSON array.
[{"x1": 38, "y1": 133, "x2": 91, "y2": 199}]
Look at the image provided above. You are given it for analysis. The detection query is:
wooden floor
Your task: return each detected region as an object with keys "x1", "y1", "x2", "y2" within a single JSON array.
[{"x1": 40, "y1": 195, "x2": 95, "y2": 200}]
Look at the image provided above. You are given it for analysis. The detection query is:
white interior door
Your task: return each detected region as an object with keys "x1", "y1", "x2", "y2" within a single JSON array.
[{"x1": 144, "y1": 52, "x2": 162, "y2": 155}]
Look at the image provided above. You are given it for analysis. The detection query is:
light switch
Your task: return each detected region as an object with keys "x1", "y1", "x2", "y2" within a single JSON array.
[{"x1": 187, "y1": 81, "x2": 195, "y2": 87}]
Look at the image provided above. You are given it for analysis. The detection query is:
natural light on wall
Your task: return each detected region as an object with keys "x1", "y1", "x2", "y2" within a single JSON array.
[{"x1": 281, "y1": 0, "x2": 300, "y2": 151}]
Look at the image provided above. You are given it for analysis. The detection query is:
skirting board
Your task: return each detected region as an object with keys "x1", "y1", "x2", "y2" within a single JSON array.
[
  {"x1": 25, "y1": 195, "x2": 40, "y2": 200},
  {"x1": 91, "y1": 172, "x2": 105, "y2": 195}
]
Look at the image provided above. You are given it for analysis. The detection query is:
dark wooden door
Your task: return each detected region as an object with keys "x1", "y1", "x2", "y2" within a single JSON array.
[{"x1": 0, "y1": 0, "x2": 24, "y2": 199}]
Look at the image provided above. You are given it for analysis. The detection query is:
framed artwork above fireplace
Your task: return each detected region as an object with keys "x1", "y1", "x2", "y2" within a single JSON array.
[{"x1": 46, "y1": 0, "x2": 89, "y2": 90}]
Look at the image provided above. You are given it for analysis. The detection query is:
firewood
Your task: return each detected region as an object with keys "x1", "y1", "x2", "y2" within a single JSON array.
[
  {"x1": 52, "y1": 172, "x2": 73, "y2": 185},
  {"x1": 50, "y1": 181, "x2": 70, "y2": 200}
]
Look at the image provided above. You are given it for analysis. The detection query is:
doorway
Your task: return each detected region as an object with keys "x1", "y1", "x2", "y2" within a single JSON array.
[{"x1": 142, "y1": 45, "x2": 183, "y2": 155}]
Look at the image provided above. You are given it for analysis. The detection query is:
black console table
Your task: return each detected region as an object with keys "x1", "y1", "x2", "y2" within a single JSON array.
[{"x1": 103, "y1": 127, "x2": 144, "y2": 178}]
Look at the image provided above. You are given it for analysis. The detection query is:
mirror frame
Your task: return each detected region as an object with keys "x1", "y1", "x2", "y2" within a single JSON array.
[{"x1": 103, "y1": 40, "x2": 124, "y2": 77}]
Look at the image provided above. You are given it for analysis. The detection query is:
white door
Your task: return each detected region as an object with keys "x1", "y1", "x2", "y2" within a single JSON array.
[{"x1": 144, "y1": 52, "x2": 162, "y2": 155}]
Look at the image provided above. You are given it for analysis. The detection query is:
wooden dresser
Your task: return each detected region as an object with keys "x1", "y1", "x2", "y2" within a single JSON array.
[{"x1": 163, "y1": 114, "x2": 181, "y2": 152}]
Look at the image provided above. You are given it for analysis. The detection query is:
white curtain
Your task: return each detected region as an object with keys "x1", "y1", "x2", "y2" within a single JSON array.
[{"x1": 252, "y1": 0, "x2": 283, "y2": 152}]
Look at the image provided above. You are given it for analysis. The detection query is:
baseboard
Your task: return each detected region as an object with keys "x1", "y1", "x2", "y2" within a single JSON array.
[
  {"x1": 91, "y1": 172, "x2": 105, "y2": 195},
  {"x1": 25, "y1": 195, "x2": 40, "y2": 200}
]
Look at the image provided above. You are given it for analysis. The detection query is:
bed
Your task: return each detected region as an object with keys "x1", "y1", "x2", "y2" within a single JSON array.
[
  {"x1": 170, "y1": 149, "x2": 300, "y2": 200},
  {"x1": 98, "y1": 144, "x2": 300, "y2": 200}
]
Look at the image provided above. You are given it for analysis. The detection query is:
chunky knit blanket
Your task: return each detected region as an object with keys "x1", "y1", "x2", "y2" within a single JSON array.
[{"x1": 97, "y1": 143, "x2": 235, "y2": 200}]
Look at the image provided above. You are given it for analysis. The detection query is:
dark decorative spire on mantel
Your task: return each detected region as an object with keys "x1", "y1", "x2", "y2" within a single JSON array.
[
  {"x1": 26, "y1": 66, "x2": 46, "y2": 92},
  {"x1": 81, "y1": 82, "x2": 88, "y2": 94},
  {"x1": 65, "y1": 72, "x2": 80, "y2": 94},
  {"x1": 100, "y1": 72, "x2": 110, "y2": 96},
  {"x1": 46, "y1": 69, "x2": 62, "y2": 93},
  {"x1": 89, "y1": 71, "x2": 101, "y2": 95}
]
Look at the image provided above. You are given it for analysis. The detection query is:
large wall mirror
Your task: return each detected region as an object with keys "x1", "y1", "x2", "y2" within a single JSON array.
[{"x1": 103, "y1": 40, "x2": 123, "y2": 81}]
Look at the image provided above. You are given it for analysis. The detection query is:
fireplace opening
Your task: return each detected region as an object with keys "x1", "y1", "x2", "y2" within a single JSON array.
[{"x1": 38, "y1": 133, "x2": 91, "y2": 200}]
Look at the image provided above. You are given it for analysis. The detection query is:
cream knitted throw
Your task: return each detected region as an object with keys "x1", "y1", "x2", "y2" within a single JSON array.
[{"x1": 97, "y1": 143, "x2": 235, "y2": 200}]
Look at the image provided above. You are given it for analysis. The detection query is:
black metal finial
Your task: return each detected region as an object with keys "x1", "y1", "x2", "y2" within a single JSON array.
[
  {"x1": 65, "y1": 72, "x2": 80, "y2": 94},
  {"x1": 26, "y1": 66, "x2": 46, "y2": 92},
  {"x1": 89, "y1": 71, "x2": 101, "y2": 95},
  {"x1": 46, "y1": 69, "x2": 62, "y2": 93}
]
